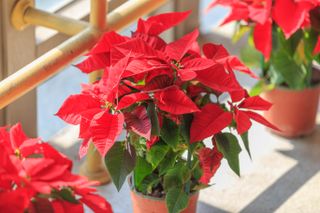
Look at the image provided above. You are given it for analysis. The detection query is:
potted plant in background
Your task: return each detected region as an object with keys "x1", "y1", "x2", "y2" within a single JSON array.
[
  {"x1": 208, "y1": 0, "x2": 320, "y2": 137},
  {"x1": 57, "y1": 11, "x2": 278, "y2": 213},
  {"x1": 0, "y1": 123, "x2": 112, "y2": 212}
]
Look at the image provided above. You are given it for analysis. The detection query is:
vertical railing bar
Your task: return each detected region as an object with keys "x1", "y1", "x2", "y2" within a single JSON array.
[
  {"x1": 90, "y1": 0, "x2": 107, "y2": 31},
  {"x1": 89, "y1": 0, "x2": 107, "y2": 82},
  {"x1": 79, "y1": 0, "x2": 110, "y2": 185}
]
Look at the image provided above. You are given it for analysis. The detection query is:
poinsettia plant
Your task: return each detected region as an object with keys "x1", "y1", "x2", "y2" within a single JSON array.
[
  {"x1": 208, "y1": 0, "x2": 320, "y2": 91},
  {"x1": 0, "y1": 123, "x2": 112, "y2": 213},
  {"x1": 57, "y1": 11, "x2": 278, "y2": 213}
]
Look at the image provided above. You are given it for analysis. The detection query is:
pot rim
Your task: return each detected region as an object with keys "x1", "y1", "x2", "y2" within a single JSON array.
[{"x1": 128, "y1": 175, "x2": 199, "y2": 201}]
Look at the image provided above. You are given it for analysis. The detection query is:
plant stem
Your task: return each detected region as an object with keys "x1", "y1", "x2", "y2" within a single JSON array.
[
  {"x1": 260, "y1": 54, "x2": 266, "y2": 76},
  {"x1": 184, "y1": 146, "x2": 192, "y2": 194}
]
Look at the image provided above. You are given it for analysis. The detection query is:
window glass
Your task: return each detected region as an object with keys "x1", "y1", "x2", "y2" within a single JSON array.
[
  {"x1": 37, "y1": 64, "x2": 87, "y2": 140},
  {"x1": 200, "y1": 0, "x2": 229, "y2": 33},
  {"x1": 35, "y1": 0, "x2": 74, "y2": 12},
  {"x1": 35, "y1": 0, "x2": 85, "y2": 140}
]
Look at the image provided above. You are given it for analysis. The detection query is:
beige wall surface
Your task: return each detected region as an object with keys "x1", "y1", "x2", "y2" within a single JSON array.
[{"x1": 0, "y1": 0, "x2": 37, "y2": 136}]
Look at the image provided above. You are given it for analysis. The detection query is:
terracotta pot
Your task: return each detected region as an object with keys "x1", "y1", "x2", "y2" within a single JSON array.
[
  {"x1": 262, "y1": 86, "x2": 320, "y2": 137},
  {"x1": 130, "y1": 190, "x2": 199, "y2": 213}
]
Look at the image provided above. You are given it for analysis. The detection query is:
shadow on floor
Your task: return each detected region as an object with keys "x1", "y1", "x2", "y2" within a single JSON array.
[
  {"x1": 198, "y1": 201, "x2": 230, "y2": 213},
  {"x1": 240, "y1": 125, "x2": 320, "y2": 213}
]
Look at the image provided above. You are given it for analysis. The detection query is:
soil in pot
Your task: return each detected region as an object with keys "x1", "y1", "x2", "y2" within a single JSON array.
[{"x1": 129, "y1": 177, "x2": 199, "y2": 213}]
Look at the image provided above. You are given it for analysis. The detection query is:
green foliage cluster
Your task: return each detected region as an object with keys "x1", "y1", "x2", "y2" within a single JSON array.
[
  {"x1": 104, "y1": 115, "x2": 247, "y2": 213},
  {"x1": 239, "y1": 25, "x2": 320, "y2": 93}
]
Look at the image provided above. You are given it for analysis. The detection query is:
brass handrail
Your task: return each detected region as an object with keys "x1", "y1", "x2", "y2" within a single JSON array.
[
  {"x1": 23, "y1": 7, "x2": 89, "y2": 35},
  {"x1": 0, "y1": 0, "x2": 168, "y2": 110}
]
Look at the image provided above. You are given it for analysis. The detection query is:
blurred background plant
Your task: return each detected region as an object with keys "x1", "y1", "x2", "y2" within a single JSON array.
[{"x1": 208, "y1": 0, "x2": 320, "y2": 93}]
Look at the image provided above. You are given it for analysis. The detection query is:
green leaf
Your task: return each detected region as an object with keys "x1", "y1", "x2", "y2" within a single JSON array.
[
  {"x1": 304, "y1": 31, "x2": 316, "y2": 60},
  {"x1": 303, "y1": 29, "x2": 318, "y2": 66},
  {"x1": 189, "y1": 142, "x2": 201, "y2": 155},
  {"x1": 181, "y1": 114, "x2": 193, "y2": 144},
  {"x1": 192, "y1": 183, "x2": 210, "y2": 191},
  {"x1": 136, "y1": 173, "x2": 160, "y2": 194},
  {"x1": 271, "y1": 49, "x2": 305, "y2": 89},
  {"x1": 134, "y1": 156, "x2": 153, "y2": 187},
  {"x1": 249, "y1": 81, "x2": 264, "y2": 96},
  {"x1": 268, "y1": 65, "x2": 285, "y2": 85},
  {"x1": 130, "y1": 133, "x2": 147, "y2": 157},
  {"x1": 146, "y1": 141, "x2": 169, "y2": 168},
  {"x1": 289, "y1": 31, "x2": 303, "y2": 55},
  {"x1": 232, "y1": 24, "x2": 250, "y2": 43},
  {"x1": 240, "y1": 132, "x2": 252, "y2": 159},
  {"x1": 240, "y1": 39, "x2": 262, "y2": 69},
  {"x1": 192, "y1": 159, "x2": 202, "y2": 181},
  {"x1": 105, "y1": 142, "x2": 136, "y2": 191},
  {"x1": 304, "y1": 30, "x2": 320, "y2": 64},
  {"x1": 250, "y1": 81, "x2": 275, "y2": 96},
  {"x1": 147, "y1": 103, "x2": 160, "y2": 136},
  {"x1": 274, "y1": 28, "x2": 302, "y2": 56},
  {"x1": 163, "y1": 164, "x2": 190, "y2": 191},
  {"x1": 269, "y1": 28, "x2": 309, "y2": 89},
  {"x1": 215, "y1": 133, "x2": 242, "y2": 176},
  {"x1": 161, "y1": 117, "x2": 180, "y2": 149},
  {"x1": 158, "y1": 151, "x2": 178, "y2": 175},
  {"x1": 166, "y1": 188, "x2": 189, "y2": 213},
  {"x1": 53, "y1": 188, "x2": 78, "y2": 204}
]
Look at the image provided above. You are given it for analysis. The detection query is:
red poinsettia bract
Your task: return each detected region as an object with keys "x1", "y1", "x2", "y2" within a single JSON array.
[
  {"x1": 0, "y1": 123, "x2": 112, "y2": 213},
  {"x1": 57, "y1": 11, "x2": 278, "y2": 184},
  {"x1": 198, "y1": 144, "x2": 223, "y2": 184}
]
